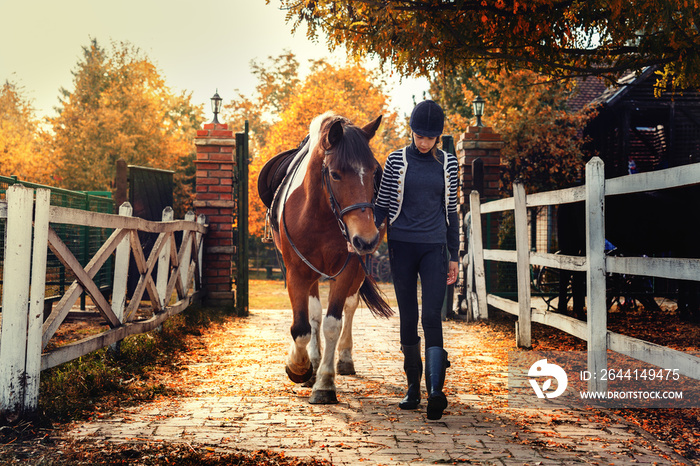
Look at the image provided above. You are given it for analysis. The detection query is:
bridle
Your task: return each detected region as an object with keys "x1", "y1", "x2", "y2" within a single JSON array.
[
  {"x1": 322, "y1": 155, "x2": 377, "y2": 243},
  {"x1": 281, "y1": 150, "x2": 378, "y2": 280}
]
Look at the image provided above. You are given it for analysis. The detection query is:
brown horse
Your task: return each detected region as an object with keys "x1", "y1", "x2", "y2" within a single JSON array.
[{"x1": 263, "y1": 112, "x2": 393, "y2": 404}]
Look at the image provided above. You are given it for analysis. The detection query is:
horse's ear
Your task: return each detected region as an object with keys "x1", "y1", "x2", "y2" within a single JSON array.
[
  {"x1": 361, "y1": 115, "x2": 383, "y2": 139},
  {"x1": 324, "y1": 119, "x2": 344, "y2": 150}
]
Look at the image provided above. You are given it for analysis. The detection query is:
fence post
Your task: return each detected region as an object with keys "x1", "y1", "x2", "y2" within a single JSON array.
[
  {"x1": 469, "y1": 190, "x2": 488, "y2": 319},
  {"x1": 585, "y1": 157, "x2": 607, "y2": 392},
  {"x1": 24, "y1": 189, "x2": 51, "y2": 413},
  {"x1": 197, "y1": 214, "x2": 207, "y2": 288},
  {"x1": 181, "y1": 211, "x2": 196, "y2": 289},
  {"x1": 463, "y1": 212, "x2": 475, "y2": 320},
  {"x1": 513, "y1": 182, "x2": 532, "y2": 348},
  {"x1": 0, "y1": 185, "x2": 34, "y2": 420},
  {"x1": 157, "y1": 207, "x2": 174, "y2": 307},
  {"x1": 110, "y1": 202, "x2": 132, "y2": 352}
]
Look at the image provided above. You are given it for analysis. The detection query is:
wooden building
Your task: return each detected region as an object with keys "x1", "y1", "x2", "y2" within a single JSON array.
[{"x1": 572, "y1": 67, "x2": 700, "y2": 178}]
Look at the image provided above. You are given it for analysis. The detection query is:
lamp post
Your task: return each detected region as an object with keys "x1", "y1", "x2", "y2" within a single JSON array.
[
  {"x1": 211, "y1": 90, "x2": 223, "y2": 125},
  {"x1": 472, "y1": 94, "x2": 485, "y2": 127}
]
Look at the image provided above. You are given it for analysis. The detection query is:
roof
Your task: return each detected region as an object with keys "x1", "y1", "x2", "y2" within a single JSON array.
[{"x1": 569, "y1": 67, "x2": 657, "y2": 112}]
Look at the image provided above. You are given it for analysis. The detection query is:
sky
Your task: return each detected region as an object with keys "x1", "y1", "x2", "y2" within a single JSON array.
[{"x1": 0, "y1": 0, "x2": 430, "y2": 123}]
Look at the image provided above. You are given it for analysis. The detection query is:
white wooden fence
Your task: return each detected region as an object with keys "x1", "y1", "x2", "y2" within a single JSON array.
[
  {"x1": 465, "y1": 157, "x2": 700, "y2": 391},
  {"x1": 0, "y1": 184, "x2": 207, "y2": 419}
]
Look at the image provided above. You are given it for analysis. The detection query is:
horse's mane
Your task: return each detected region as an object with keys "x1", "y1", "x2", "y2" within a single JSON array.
[{"x1": 318, "y1": 114, "x2": 376, "y2": 172}]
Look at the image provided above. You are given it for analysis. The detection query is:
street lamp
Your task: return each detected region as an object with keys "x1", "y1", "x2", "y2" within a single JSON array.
[
  {"x1": 211, "y1": 90, "x2": 223, "y2": 124},
  {"x1": 472, "y1": 94, "x2": 485, "y2": 127}
]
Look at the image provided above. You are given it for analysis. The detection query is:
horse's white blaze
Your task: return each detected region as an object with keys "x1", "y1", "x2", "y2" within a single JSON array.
[
  {"x1": 287, "y1": 332, "x2": 311, "y2": 377},
  {"x1": 356, "y1": 165, "x2": 366, "y2": 186},
  {"x1": 313, "y1": 315, "x2": 342, "y2": 391},
  {"x1": 308, "y1": 295, "x2": 323, "y2": 370},
  {"x1": 337, "y1": 292, "x2": 359, "y2": 366}
]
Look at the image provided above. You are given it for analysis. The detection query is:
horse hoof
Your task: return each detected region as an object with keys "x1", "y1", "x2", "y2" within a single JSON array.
[
  {"x1": 302, "y1": 376, "x2": 316, "y2": 388},
  {"x1": 285, "y1": 364, "x2": 313, "y2": 384},
  {"x1": 336, "y1": 360, "x2": 356, "y2": 375},
  {"x1": 309, "y1": 389, "x2": 338, "y2": 404}
]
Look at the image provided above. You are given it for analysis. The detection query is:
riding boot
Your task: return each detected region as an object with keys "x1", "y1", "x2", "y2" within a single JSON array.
[
  {"x1": 399, "y1": 340, "x2": 422, "y2": 410},
  {"x1": 425, "y1": 346, "x2": 450, "y2": 420}
]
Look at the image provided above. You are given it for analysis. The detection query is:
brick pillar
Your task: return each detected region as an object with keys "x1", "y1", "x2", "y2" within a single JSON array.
[
  {"x1": 457, "y1": 125, "x2": 504, "y2": 199},
  {"x1": 456, "y1": 125, "x2": 504, "y2": 315},
  {"x1": 194, "y1": 123, "x2": 236, "y2": 307}
]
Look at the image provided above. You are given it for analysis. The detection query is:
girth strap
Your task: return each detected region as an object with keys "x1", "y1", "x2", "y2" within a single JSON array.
[{"x1": 282, "y1": 205, "x2": 354, "y2": 281}]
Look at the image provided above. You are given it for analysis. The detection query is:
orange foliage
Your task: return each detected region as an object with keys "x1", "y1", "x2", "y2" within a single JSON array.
[
  {"x1": 0, "y1": 81, "x2": 55, "y2": 183},
  {"x1": 228, "y1": 56, "x2": 403, "y2": 239},
  {"x1": 48, "y1": 40, "x2": 203, "y2": 215},
  {"x1": 279, "y1": 0, "x2": 700, "y2": 92}
]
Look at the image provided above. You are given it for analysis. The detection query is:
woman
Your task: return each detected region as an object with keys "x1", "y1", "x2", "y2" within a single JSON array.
[{"x1": 374, "y1": 100, "x2": 459, "y2": 420}]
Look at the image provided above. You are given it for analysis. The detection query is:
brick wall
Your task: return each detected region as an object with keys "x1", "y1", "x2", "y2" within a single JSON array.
[{"x1": 194, "y1": 123, "x2": 236, "y2": 306}]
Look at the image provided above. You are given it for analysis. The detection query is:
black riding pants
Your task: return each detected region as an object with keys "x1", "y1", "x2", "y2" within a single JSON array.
[{"x1": 388, "y1": 240, "x2": 447, "y2": 348}]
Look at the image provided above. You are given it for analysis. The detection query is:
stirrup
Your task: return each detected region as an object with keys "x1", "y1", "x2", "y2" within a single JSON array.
[{"x1": 262, "y1": 210, "x2": 274, "y2": 243}]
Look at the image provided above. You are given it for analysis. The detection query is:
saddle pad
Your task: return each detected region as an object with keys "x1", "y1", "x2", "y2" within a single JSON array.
[{"x1": 268, "y1": 138, "x2": 312, "y2": 233}]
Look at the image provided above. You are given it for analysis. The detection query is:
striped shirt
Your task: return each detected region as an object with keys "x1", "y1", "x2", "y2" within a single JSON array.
[{"x1": 375, "y1": 144, "x2": 460, "y2": 260}]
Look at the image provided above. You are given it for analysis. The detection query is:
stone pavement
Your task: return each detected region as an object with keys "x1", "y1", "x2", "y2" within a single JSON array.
[{"x1": 62, "y1": 307, "x2": 692, "y2": 465}]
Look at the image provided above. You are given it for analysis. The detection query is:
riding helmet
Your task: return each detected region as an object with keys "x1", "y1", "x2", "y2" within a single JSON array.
[{"x1": 409, "y1": 99, "x2": 445, "y2": 138}]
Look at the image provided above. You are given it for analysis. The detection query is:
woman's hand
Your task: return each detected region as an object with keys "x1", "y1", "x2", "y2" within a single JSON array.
[{"x1": 447, "y1": 260, "x2": 458, "y2": 285}]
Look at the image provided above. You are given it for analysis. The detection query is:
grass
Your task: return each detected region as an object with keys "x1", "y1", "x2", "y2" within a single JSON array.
[{"x1": 37, "y1": 304, "x2": 233, "y2": 422}]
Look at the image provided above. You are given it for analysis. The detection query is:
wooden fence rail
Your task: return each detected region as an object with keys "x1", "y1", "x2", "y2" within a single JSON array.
[
  {"x1": 465, "y1": 157, "x2": 700, "y2": 392},
  {"x1": 0, "y1": 184, "x2": 207, "y2": 420}
]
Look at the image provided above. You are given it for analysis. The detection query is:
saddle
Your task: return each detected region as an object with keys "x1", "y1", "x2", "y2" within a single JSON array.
[{"x1": 257, "y1": 136, "x2": 310, "y2": 240}]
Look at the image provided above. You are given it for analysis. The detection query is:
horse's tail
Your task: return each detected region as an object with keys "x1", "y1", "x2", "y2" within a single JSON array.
[{"x1": 359, "y1": 275, "x2": 394, "y2": 318}]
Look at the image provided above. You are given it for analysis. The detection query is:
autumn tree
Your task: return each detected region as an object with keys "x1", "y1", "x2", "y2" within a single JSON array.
[
  {"x1": 432, "y1": 67, "x2": 596, "y2": 195},
  {"x1": 0, "y1": 80, "x2": 54, "y2": 183},
  {"x1": 224, "y1": 54, "x2": 404, "y2": 239},
  {"x1": 49, "y1": 39, "x2": 204, "y2": 216},
  {"x1": 276, "y1": 0, "x2": 700, "y2": 92}
]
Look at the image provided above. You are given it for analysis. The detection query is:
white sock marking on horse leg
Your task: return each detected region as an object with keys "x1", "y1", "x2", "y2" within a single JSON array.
[
  {"x1": 308, "y1": 296, "x2": 323, "y2": 370},
  {"x1": 286, "y1": 333, "x2": 311, "y2": 376},
  {"x1": 314, "y1": 315, "x2": 342, "y2": 392},
  {"x1": 337, "y1": 292, "x2": 359, "y2": 367}
]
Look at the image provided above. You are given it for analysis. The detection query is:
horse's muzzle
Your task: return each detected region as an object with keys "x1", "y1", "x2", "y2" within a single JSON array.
[{"x1": 352, "y1": 232, "x2": 379, "y2": 255}]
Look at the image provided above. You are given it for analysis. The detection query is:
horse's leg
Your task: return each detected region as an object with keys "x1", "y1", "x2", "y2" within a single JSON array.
[
  {"x1": 309, "y1": 277, "x2": 355, "y2": 404},
  {"x1": 285, "y1": 275, "x2": 314, "y2": 384},
  {"x1": 309, "y1": 306, "x2": 343, "y2": 404},
  {"x1": 337, "y1": 290, "x2": 359, "y2": 376},
  {"x1": 302, "y1": 281, "x2": 323, "y2": 387}
]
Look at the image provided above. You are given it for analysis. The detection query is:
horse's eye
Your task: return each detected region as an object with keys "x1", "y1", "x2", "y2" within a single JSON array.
[{"x1": 330, "y1": 171, "x2": 342, "y2": 181}]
